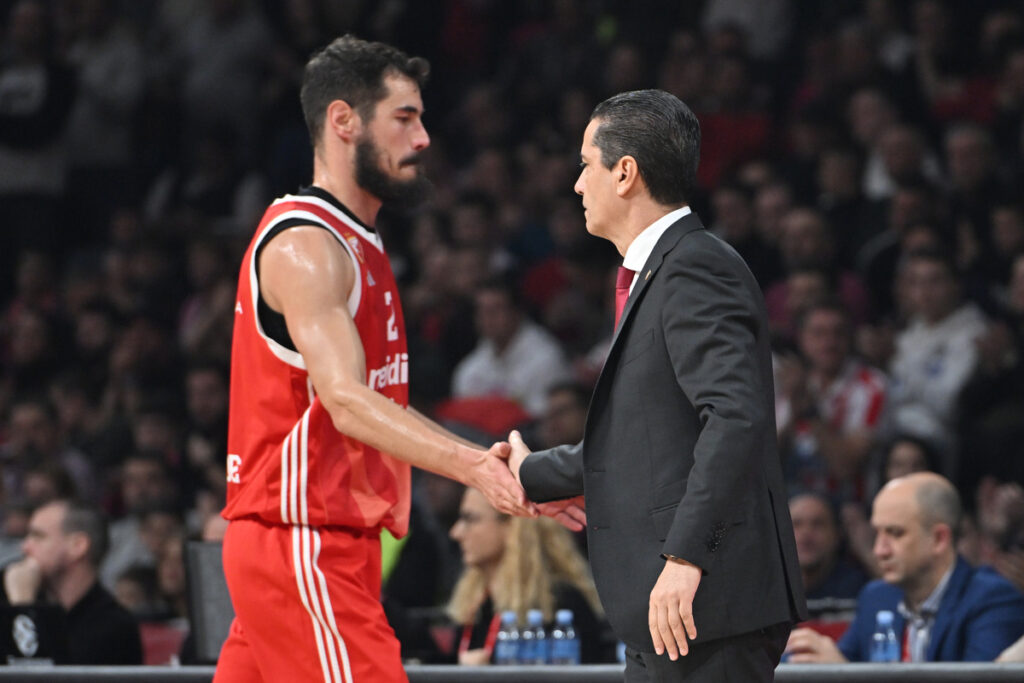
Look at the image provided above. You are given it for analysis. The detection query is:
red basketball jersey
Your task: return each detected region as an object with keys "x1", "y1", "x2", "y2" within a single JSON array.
[{"x1": 224, "y1": 189, "x2": 411, "y2": 537}]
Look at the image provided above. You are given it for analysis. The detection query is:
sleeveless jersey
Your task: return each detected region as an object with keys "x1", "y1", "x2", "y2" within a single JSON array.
[{"x1": 223, "y1": 190, "x2": 411, "y2": 537}]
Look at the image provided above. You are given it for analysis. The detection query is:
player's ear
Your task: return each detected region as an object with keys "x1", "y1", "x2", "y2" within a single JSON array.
[{"x1": 326, "y1": 100, "x2": 359, "y2": 143}]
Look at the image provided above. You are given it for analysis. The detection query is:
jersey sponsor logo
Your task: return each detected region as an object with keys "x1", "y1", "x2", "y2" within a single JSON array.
[
  {"x1": 346, "y1": 236, "x2": 365, "y2": 263},
  {"x1": 235, "y1": 301, "x2": 243, "y2": 315},
  {"x1": 227, "y1": 454, "x2": 242, "y2": 483},
  {"x1": 368, "y1": 353, "x2": 408, "y2": 390}
]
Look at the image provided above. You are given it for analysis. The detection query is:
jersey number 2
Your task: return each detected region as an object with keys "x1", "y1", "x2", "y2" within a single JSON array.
[{"x1": 385, "y1": 291, "x2": 399, "y2": 342}]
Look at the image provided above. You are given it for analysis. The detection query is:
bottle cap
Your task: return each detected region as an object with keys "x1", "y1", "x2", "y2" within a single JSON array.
[
  {"x1": 556, "y1": 609, "x2": 573, "y2": 624},
  {"x1": 876, "y1": 610, "x2": 894, "y2": 625},
  {"x1": 501, "y1": 610, "x2": 517, "y2": 625},
  {"x1": 527, "y1": 609, "x2": 544, "y2": 625}
]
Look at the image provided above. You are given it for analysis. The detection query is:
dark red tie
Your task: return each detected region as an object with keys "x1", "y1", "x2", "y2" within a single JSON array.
[{"x1": 615, "y1": 266, "x2": 636, "y2": 328}]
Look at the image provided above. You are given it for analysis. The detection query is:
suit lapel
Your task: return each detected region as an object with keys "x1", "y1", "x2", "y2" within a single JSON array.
[
  {"x1": 925, "y1": 557, "x2": 969, "y2": 660},
  {"x1": 582, "y1": 213, "x2": 707, "y2": 449}
]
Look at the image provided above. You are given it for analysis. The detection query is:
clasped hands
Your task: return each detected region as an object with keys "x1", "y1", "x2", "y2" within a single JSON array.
[
  {"x1": 469, "y1": 430, "x2": 587, "y2": 531},
  {"x1": 496, "y1": 431, "x2": 702, "y2": 661}
]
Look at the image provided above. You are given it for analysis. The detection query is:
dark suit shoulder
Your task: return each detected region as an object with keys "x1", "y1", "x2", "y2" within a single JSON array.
[{"x1": 964, "y1": 566, "x2": 1024, "y2": 605}]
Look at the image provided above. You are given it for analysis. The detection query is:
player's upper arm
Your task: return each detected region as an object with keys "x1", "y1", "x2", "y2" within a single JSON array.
[{"x1": 258, "y1": 227, "x2": 365, "y2": 386}]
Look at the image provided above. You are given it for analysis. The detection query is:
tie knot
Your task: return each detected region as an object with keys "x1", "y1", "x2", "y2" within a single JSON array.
[{"x1": 616, "y1": 266, "x2": 636, "y2": 289}]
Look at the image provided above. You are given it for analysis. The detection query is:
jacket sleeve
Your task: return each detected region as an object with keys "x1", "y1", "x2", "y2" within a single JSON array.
[
  {"x1": 657, "y1": 238, "x2": 773, "y2": 572},
  {"x1": 519, "y1": 441, "x2": 584, "y2": 503},
  {"x1": 961, "y1": 582, "x2": 1024, "y2": 661}
]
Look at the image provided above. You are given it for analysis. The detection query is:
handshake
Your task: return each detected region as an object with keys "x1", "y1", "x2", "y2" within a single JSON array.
[{"x1": 465, "y1": 430, "x2": 586, "y2": 532}]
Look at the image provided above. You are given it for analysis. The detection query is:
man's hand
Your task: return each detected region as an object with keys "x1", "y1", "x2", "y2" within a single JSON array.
[
  {"x1": 507, "y1": 430, "x2": 530, "y2": 484},
  {"x1": 458, "y1": 648, "x2": 491, "y2": 665},
  {"x1": 465, "y1": 441, "x2": 537, "y2": 518},
  {"x1": 784, "y1": 627, "x2": 848, "y2": 663},
  {"x1": 507, "y1": 431, "x2": 585, "y2": 530},
  {"x1": 649, "y1": 558, "x2": 701, "y2": 659},
  {"x1": 537, "y1": 496, "x2": 587, "y2": 532},
  {"x1": 4, "y1": 556, "x2": 42, "y2": 605}
]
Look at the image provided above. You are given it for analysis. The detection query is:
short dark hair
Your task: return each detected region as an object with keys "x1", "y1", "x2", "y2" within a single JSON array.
[
  {"x1": 300, "y1": 34, "x2": 430, "y2": 149},
  {"x1": 546, "y1": 381, "x2": 591, "y2": 410},
  {"x1": 898, "y1": 247, "x2": 958, "y2": 281},
  {"x1": 794, "y1": 298, "x2": 849, "y2": 333},
  {"x1": 589, "y1": 89, "x2": 700, "y2": 206},
  {"x1": 57, "y1": 500, "x2": 109, "y2": 568}
]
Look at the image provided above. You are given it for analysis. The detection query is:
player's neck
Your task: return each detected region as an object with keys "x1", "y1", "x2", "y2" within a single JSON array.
[{"x1": 312, "y1": 161, "x2": 382, "y2": 228}]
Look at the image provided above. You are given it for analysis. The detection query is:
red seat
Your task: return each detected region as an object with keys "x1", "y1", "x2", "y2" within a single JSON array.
[
  {"x1": 139, "y1": 620, "x2": 189, "y2": 665},
  {"x1": 433, "y1": 396, "x2": 532, "y2": 436},
  {"x1": 800, "y1": 618, "x2": 852, "y2": 641}
]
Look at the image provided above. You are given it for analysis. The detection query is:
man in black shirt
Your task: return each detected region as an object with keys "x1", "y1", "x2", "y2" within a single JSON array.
[{"x1": 2, "y1": 500, "x2": 142, "y2": 664}]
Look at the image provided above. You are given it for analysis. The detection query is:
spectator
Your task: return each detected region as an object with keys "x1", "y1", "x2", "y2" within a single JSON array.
[
  {"x1": 1, "y1": 499, "x2": 142, "y2": 664},
  {"x1": 789, "y1": 492, "x2": 869, "y2": 607},
  {"x1": 777, "y1": 300, "x2": 886, "y2": 501},
  {"x1": 62, "y1": 0, "x2": 144, "y2": 242},
  {"x1": 764, "y1": 208, "x2": 870, "y2": 338},
  {"x1": 101, "y1": 452, "x2": 177, "y2": 588},
  {"x1": 785, "y1": 472, "x2": 1024, "y2": 663},
  {"x1": 536, "y1": 381, "x2": 589, "y2": 450},
  {"x1": 0, "y1": 0, "x2": 76, "y2": 300},
  {"x1": 883, "y1": 249, "x2": 987, "y2": 467},
  {"x1": 446, "y1": 487, "x2": 609, "y2": 664},
  {"x1": 451, "y1": 278, "x2": 570, "y2": 417},
  {"x1": 709, "y1": 182, "x2": 782, "y2": 288},
  {"x1": 1, "y1": 398, "x2": 95, "y2": 503}
]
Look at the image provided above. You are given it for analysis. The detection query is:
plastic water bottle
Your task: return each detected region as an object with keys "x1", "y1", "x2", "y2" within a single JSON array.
[
  {"x1": 493, "y1": 610, "x2": 520, "y2": 665},
  {"x1": 550, "y1": 609, "x2": 581, "y2": 665},
  {"x1": 518, "y1": 609, "x2": 549, "y2": 664},
  {"x1": 869, "y1": 610, "x2": 900, "y2": 662}
]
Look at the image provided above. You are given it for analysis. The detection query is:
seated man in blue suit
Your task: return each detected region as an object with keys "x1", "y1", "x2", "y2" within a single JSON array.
[{"x1": 785, "y1": 472, "x2": 1024, "y2": 662}]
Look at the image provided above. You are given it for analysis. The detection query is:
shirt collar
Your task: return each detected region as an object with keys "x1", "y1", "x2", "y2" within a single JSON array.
[
  {"x1": 898, "y1": 564, "x2": 954, "y2": 620},
  {"x1": 622, "y1": 206, "x2": 692, "y2": 273}
]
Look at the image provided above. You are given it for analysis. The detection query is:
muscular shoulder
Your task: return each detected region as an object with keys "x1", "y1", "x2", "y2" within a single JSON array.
[{"x1": 260, "y1": 226, "x2": 355, "y2": 312}]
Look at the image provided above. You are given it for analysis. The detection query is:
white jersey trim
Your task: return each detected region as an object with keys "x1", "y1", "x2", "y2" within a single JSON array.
[
  {"x1": 249, "y1": 209, "x2": 363, "y2": 369},
  {"x1": 275, "y1": 194, "x2": 385, "y2": 253}
]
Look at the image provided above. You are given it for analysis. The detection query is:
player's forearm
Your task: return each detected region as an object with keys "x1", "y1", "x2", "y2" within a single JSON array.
[{"x1": 323, "y1": 382, "x2": 484, "y2": 484}]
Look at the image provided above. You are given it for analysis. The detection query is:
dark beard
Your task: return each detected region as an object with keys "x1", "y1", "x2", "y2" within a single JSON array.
[{"x1": 355, "y1": 136, "x2": 432, "y2": 212}]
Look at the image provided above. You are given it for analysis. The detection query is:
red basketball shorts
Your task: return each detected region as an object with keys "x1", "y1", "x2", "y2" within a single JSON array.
[{"x1": 213, "y1": 517, "x2": 407, "y2": 683}]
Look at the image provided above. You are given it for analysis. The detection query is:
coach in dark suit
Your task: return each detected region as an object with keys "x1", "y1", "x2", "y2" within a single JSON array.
[{"x1": 508, "y1": 90, "x2": 807, "y2": 682}]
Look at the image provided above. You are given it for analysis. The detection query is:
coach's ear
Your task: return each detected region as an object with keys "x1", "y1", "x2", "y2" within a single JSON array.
[
  {"x1": 615, "y1": 155, "x2": 643, "y2": 198},
  {"x1": 326, "y1": 99, "x2": 359, "y2": 143}
]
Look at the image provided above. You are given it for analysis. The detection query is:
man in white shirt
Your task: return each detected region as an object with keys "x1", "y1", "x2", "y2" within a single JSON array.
[
  {"x1": 884, "y1": 249, "x2": 987, "y2": 468},
  {"x1": 451, "y1": 278, "x2": 570, "y2": 417}
]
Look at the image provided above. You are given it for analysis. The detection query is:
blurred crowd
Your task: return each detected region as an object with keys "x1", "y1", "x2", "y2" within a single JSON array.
[{"x1": 2, "y1": 0, "x2": 1024, "y2": 666}]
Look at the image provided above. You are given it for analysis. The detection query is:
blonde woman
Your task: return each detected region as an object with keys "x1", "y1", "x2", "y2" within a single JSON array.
[{"x1": 447, "y1": 487, "x2": 609, "y2": 665}]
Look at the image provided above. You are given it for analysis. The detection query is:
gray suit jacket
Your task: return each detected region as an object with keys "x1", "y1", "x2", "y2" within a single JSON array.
[{"x1": 520, "y1": 213, "x2": 807, "y2": 651}]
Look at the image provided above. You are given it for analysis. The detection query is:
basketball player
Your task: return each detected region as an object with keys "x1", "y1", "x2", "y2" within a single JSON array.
[{"x1": 213, "y1": 36, "x2": 534, "y2": 683}]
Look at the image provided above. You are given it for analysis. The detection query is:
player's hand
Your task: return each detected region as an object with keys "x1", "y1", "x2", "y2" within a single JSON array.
[
  {"x1": 465, "y1": 442, "x2": 537, "y2": 518},
  {"x1": 4, "y1": 556, "x2": 42, "y2": 605},
  {"x1": 537, "y1": 496, "x2": 587, "y2": 531},
  {"x1": 784, "y1": 627, "x2": 848, "y2": 663},
  {"x1": 649, "y1": 558, "x2": 701, "y2": 659}
]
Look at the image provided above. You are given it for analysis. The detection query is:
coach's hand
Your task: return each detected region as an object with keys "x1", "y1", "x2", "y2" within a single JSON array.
[
  {"x1": 464, "y1": 442, "x2": 537, "y2": 518},
  {"x1": 508, "y1": 430, "x2": 586, "y2": 530},
  {"x1": 649, "y1": 558, "x2": 701, "y2": 659}
]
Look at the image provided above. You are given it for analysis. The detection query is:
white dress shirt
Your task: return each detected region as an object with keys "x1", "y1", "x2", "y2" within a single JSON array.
[{"x1": 621, "y1": 206, "x2": 692, "y2": 293}]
